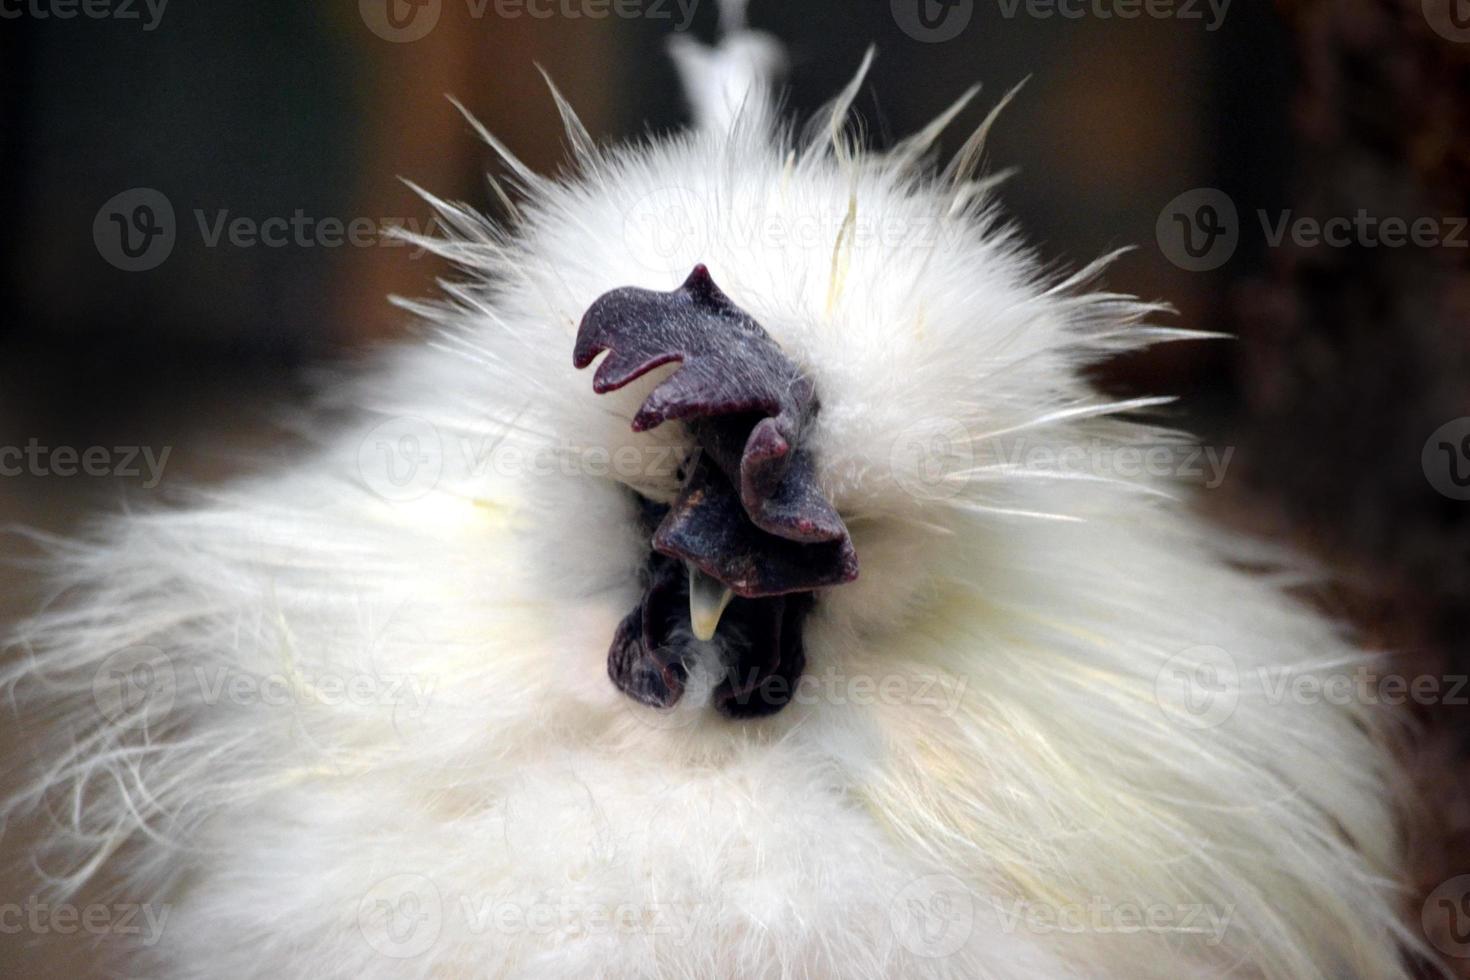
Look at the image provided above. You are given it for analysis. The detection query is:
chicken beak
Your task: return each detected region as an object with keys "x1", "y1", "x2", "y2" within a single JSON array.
[{"x1": 688, "y1": 564, "x2": 735, "y2": 642}]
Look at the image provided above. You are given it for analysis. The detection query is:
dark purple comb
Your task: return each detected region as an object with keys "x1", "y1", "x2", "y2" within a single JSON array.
[
  {"x1": 575, "y1": 266, "x2": 851, "y2": 545},
  {"x1": 575, "y1": 265, "x2": 858, "y2": 717}
]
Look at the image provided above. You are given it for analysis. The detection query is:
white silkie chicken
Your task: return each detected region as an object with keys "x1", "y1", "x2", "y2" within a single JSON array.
[{"x1": 5, "y1": 7, "x2": 1422, "y2": 979}]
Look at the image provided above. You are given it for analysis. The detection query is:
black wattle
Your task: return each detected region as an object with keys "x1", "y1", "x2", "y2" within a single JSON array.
[{"x1": 605, "y1": 513, "x2": 814, "y2": 720}]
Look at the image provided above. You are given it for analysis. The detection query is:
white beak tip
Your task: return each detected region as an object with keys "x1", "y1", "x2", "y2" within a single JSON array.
[{"x1": 687, "y1": 565, "x2": 736, "y2": 642}]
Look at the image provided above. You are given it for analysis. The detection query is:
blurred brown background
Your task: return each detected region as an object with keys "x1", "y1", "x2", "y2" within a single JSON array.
[{"x1": 1, "y1": 0, "x2": 1467, "y2": 974}]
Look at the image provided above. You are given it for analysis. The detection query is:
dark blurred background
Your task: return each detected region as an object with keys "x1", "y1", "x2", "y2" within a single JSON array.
[{"x1": 1, "y1": 0, "x2": 1467, "y2": 973}]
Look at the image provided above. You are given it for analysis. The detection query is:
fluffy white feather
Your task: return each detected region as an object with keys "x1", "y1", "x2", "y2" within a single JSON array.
[{"x1": 4, "y1": 18, "x2": 1420, "y2": 980}]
